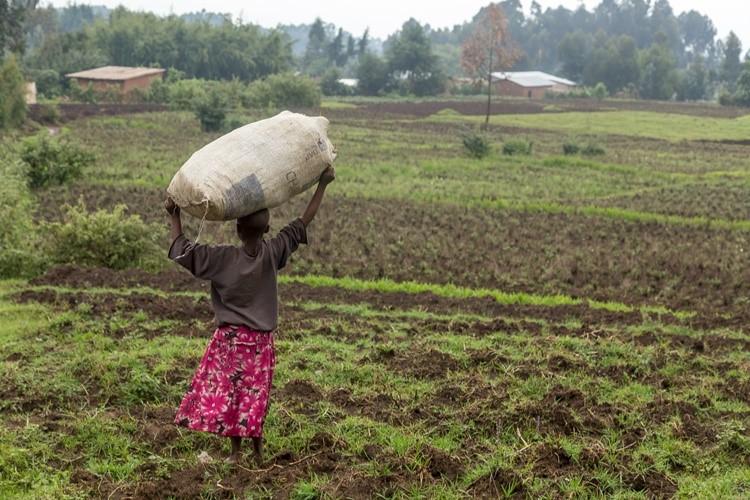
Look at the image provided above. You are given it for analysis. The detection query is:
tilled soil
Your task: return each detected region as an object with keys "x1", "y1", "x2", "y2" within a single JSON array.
[{"x1": 34, "y1": 185, "x2": 750, "y2": 318}]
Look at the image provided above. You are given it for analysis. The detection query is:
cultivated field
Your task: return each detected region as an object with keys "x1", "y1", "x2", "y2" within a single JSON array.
[{"x1": 2, "y1": 98, "x2": 750, "y2": 498}]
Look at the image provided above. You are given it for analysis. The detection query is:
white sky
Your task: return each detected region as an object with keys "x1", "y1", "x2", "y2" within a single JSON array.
[{"x1": 46, "y1": 0, "x2": 749, "y2": 49}]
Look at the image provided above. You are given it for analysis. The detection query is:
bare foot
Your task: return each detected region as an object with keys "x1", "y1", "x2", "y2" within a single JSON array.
[{"x1": 224, "y1": 453, "x2": 240, "y2": 464}]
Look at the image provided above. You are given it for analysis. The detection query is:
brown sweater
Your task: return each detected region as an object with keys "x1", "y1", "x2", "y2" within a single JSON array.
[{"x1": 168, "y1": 218, "x2": 307, "y2": 331}]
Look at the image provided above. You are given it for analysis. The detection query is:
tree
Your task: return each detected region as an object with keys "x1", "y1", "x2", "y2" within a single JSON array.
[
  {"x1": 1, "y1": 0, "x2": 38, "y2": 54},
  {"x1": 346, "y1": 34, "x2": 356, "y2": 60},
  {"x1": 0, "y1": 55, "x2": 27, "y2": 129},
  {"x1": 328, "y1": 28, "x2": 345, "y2": 66},
  {"x1": 733, "y1": 67, "x2": 750, "y2": 106},
  {"x1": 356, "y1": 52, "x2": 389, "y2": 95},
  {"x1": 678, "y1": 10, "x2": 716, "y2": 57},
  {"x1": 558, "y1": 31, "x2": 589, "y2": 82},
  {"x1": 386, "y1": 19, "x2": 445, "y2": 96},
  {"x1": 358, "y1": 28, "x2": 369, "y2": 56},
  {"x1": 677, "y1": 55, "x2": 708, "y2": 101},
  {"x1": 639, "y1": 41, "x2": 678, "y2": 100},
  {"x1": 584, "y1": 34, "x2": 640, "y2": 94},
  {"x1": 304, "y1": 17, "x2": 328, "y2": 75},
  {"x1": 461, "y1": 4, "x2": 520, "y2": 129},
  {"x1": 722, "y1": 31, "x2": 742, "y2": 89}
]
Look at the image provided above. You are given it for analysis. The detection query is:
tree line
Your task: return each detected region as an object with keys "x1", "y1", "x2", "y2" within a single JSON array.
[{"x1": 1, "y1": 0, "x2": 750, "y2": 119}]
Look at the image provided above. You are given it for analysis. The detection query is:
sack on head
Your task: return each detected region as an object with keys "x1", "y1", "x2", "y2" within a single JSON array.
[{"x1": 168, "y1": 111, "x2": 337, "y2": 221}]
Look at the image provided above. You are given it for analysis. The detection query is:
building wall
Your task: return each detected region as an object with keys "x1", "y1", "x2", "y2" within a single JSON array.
[
  {"x1": 121, "y1": 73, "x2": 164, "y2": 93},
  {"x1": 72, "y1": 73, "x2": 164, "y2": 95},
  {"x1": 494, "y1": 80, "x2": 551, "y2": 99},
  {"x1": 25, "y1": 82, "x2": 37, "y2": 104}
]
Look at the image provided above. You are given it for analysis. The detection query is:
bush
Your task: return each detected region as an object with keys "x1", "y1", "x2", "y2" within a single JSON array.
[
  {"x1": 0, "y1": 55, "x2": 27, "y2": 129},
  {"x1": 562, "y1": 142, "x2": 580, "y2": 155},
  {"x1": 21, "y1": 133, "x2": 94, "y2": 189},
  {"x1": 0, "y1": 148, "x2": 42, "y2": 278},
  {"x1": 47, "y1": 202, "x2": 161, "y2": 270},
  {"x1": 320, "y1": 68, "x2": 352, "y2": 96},
  {"x1": 244, "y1": 73, "x2": 321, "y2": 109},
  {"x1": 29, "y1": 69, "x2": 62, "y2": 99},
  {"x1": 462, "y1": 131, "x2": 491, "y2": 159},
  {"x1": 20, "y1": 135, "x2": 94, "y2": 189},
  {"x1": 581, "y1": 142, "x2": 606, "y2": 156},
  {"x1": 592, "y1": 82, "x2": 608, "y2": 100},
  {"x1": 502, "y1": 139, "x2": 533, "y2": 156},
  {"x1": 194, "y1": 88, "x2": 227, "y2": 132}
]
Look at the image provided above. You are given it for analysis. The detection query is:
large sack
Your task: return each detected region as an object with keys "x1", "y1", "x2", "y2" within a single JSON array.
[{"x1": 168, "y1": 111, "x2": 337, "y2": 220}]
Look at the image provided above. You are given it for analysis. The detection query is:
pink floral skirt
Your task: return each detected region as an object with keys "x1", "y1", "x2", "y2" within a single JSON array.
[{"x1": 174, "y1": 325, "x2": 275, "y2": 437}]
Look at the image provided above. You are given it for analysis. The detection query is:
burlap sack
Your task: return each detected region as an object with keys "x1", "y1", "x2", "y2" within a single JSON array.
[{"x1": 167, "y1": 111, "x2": 337, "y2": 221}]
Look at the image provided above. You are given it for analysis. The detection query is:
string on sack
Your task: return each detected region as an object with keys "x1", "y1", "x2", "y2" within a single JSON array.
[{"x1": 174, "y1": 199, "x2": 210, "y2": 260}]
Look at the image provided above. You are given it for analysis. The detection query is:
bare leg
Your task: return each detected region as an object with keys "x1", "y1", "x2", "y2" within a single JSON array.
[
  {"x1": 226, "y1": 436, "x2": 242, "y2": 464},
  {"x1": 252, "y1": 437, "x2": 263, "y2": 465}
]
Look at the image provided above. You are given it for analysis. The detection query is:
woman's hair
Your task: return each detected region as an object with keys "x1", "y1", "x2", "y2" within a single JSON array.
[{"x1": 236, "y1": 208, "x2": 270, "y2": 242}]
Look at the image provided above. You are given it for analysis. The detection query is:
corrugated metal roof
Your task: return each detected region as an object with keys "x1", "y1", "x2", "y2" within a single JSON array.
[
  {"x1": 491, "y1": 71, "x2": 576, "y2": 88},
  {"x1": 66, "y1": 66, "x2": 166, "y2": 81}
]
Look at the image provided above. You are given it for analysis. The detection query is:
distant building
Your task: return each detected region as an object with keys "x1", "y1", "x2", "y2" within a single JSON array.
[
  {"x1": 25, "y1": 82, "x2": 37, "y2": 104},
  {"x1": 492, "y1": 71, "x2": 577, "y2": 99},
  {"x1": 337, "y1": 78, "x2": 358, "y2": 88},
  {"x1": 66, "y1": 66, "x2": 166, "y2": 94}
]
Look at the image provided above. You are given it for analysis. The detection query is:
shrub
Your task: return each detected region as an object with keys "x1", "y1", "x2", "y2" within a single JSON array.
[
  {"x1": 502, "y1": 139, "x2": 533, "y2": 156},
  {"x1": 30, "y1": 69, "x2": 62, "y2": 99},
  {"x1": 462, "y1": 131, "x2": 491, "y2": 159},
  {"x1": 194, "y1": 88, "x2": 227, "y2": 132},
  {"x1": 0, "y1": 55, "x2": 27, "y2": 129},
  {"x1": 562, "y1": 142, "x2": 580, "y2": 155},
  {"x1": 244, "y1": 73, "x2": 321, "y2": 109},
  {"x1": 581, "y1": 142, "x2": 606, "y2": 156},
  {"x1": 0, "y1": 148, "x2": 42, "y2": 277},
  {"x1": 46, "y1": 202, "x2": 161, "y2": 270},
  {"x1": 320, "y1": 68, "x2": 352, "y2": 96},
  {"x1": 592, "y1": 82, "x2": 608, "y2": 100},
  {"x1": 20, "y1": 135, "x2": 94, "y2": 189}
]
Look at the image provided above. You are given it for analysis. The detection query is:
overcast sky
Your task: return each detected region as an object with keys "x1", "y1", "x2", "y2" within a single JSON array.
[{"x1": 46, "y1": 0, "x2": 749, "y2": 48}]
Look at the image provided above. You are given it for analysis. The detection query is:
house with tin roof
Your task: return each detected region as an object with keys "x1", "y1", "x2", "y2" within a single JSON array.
[
  {"x1": 491, "y1": 71, "x2": 577, "y2": 99},
  {"x1": 66, "y1": 66, "x2": 166, "y2": 95}
]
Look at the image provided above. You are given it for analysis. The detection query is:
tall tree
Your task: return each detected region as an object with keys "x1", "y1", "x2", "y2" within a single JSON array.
[
  {"x1": 358, "y1": 28, "x2": 369, "y2": 56},
  {"x1": 678, "y1": 10, "x2": 716, "y2": 57},
  {"x1": 558, "y1": 30, "x2": 589, "y2": 82},
  {"x1": 303, "y1": 17, "x2": 328, "y2": 74},
  {"x1": 677, "y1": 55, "x2": 708, "y2": 101},
  {"x1": 722, "y1": 31, "x2": 743, "y2": 88},
  {"x1": 356, "y1": 52, "x2": 388, "y2": 95},
  {"x1": 639, "y1": 40, "x2": 678, "y2": 100},
  {"x1": 1, "y1": 0, "x2": 38, "y2": 54},
  {"x1": 387, "y1": 18, "x2": 444, "y2": 96},
  {"x1": 461, "y1": 3, "x2": 520, "y2": 129},
  {"x1": 328, "y1": 27, "x2": 345, "y2": 66},
  {"x1": 346, "y1": 34, "x2": 356, "y2": 61}
]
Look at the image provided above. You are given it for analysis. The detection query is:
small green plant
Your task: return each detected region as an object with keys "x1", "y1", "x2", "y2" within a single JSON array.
[
  {"x1": 581, "y1": 142, "x2": 606, "y2": 156},
  {"x1": 562, "y1": 141, "x2": 580, "y2": 155},
  {"x1": 462, "y1": 131, "x2": 491, "y2": 159},
  {"x1": 46, "y1": 201, "x2": 161, "y2": 270},
  {"x1": 20, "y1": 135, "x2": 94, "y2": 189},
  {"x1": 502, "y1": 139, "x2": 533, "y2": 156}
]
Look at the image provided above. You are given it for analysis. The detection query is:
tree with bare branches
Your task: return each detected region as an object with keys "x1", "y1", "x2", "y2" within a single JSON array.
[{"x1": 461, "y1": 4, "x2": 521, "y2": 129}]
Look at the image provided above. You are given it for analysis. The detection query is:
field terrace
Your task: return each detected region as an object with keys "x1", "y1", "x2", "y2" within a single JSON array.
[{"x1": 2, "y1": 98, "x2": 750, "y2": 498}]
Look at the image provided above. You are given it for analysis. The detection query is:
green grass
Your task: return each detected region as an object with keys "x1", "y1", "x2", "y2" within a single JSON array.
[{"x1": 426, "y1": 110, "x2": 750, "y2": 142}]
